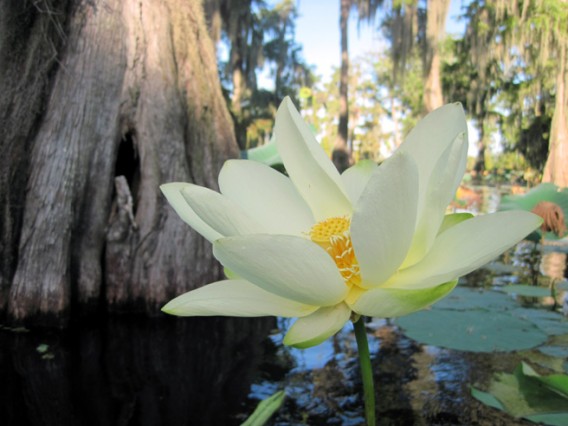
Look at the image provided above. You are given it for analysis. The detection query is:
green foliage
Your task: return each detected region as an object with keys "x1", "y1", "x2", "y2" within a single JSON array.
[
  {"x1": 472, "y1": 362, "x2": 568, "y2": 425},
  {"x1": 217, "y1": 0, "x2": 314, "y2": 149},
  {"x1": 449, "y1": 0, "x2": 568, "y2": 175},
  {"x1": 241, "y1": 391, "x2": 286, "y2": 426}
]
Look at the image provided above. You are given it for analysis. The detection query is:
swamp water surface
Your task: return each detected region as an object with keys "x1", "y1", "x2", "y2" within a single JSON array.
[{"x1": 2, "y1": 187, "x2": 567, "y2": 425}]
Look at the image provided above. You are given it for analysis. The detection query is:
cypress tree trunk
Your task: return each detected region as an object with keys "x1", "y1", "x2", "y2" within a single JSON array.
[
  {"x1": 0, "y1": 0, "x2": 238, "y2": 326},
  {"x1": 333, "y1": 0, "x2": 352, "y2": 173},
  {"x1": 423, "y1": 0, "x2": 450, "y2": 113},
  {"x1": 542, "y1": 44, "x2": 568, "y2": 187}
]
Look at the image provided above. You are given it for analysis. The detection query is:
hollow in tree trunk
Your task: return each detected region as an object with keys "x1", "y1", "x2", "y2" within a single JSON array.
[{"x1": 0, "y1": 0, "x2": 238, "y2": 326}]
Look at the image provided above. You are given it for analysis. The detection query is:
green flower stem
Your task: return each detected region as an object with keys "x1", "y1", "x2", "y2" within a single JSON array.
[{"x1": 354, "y1": 316, "x2": 376, "y2": 426}]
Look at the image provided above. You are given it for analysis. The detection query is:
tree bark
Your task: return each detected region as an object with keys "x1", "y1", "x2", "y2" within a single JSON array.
[
  {"x1": 1, "y1": 0, "x2": 238, "y2": 326},
  {"x1": 542, "y1": 44, "x2": 568, "y2": 187},
  {"x1": 423, "y1": 0, "x2": 450, "y2": 113},
  {"x1": 474, "y1": 120, "x2": 487, "y2": 182},
  {"x1": 333, "y1": 0, "x2": 352, "y2": 173}
]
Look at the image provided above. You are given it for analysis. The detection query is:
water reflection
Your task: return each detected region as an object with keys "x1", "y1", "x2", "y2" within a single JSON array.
[{"x1": 0, "y1": 316, "x2": 273, "y2": 426}]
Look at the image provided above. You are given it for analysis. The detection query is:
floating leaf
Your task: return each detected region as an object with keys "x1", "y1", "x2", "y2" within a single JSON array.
[
  {"x1": 512, "y1": 308, "x2": 568, "y2": 336},
  {"x1": 500, "y1": 285, "x2": 551, "y2": 298},
  {"x1": 241, "y1": 390, "x2": 286, "y2": 426},
  {"x1": 431, "y1": 286, "x2": 517, "y2": 311},
  {"x1": 36, "y1": 344, "x2": 49, "y2": 354},
  {"x1": 397, "y1": 309, "x2": 547, "y2": 352}
]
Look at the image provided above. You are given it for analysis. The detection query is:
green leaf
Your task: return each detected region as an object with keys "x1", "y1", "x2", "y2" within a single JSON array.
[
  {"x1": 521, "y1": 362, "x2": 568, "y2": 399},
  {"x1": 525, "y1": 413, "x2": 568, "y2": 426},
  {"x1": 241, "y1": 391, "x2": 286, "y2": 426},
  {"x1": 241, "y1": 140, "x2": 282, "y2": 168},
  {"x1": 437, "y1": 212, "x2": 473, "y2": 235},
  {"x1": 470, "y1": 387, "x2": 505, "y2": 411},
  {"x1": 474, "y1": 362, "x2": 568, "y2": 423}
]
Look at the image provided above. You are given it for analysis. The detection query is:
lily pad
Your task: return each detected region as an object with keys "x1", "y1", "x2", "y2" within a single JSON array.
[
  {"x1": 511, "y1": 308, "x2": 568, "y2": 336},
  {"x1": 537, "y1": 346, "x2": 568, "y2": 359},
  {"x1": 500, "y1": 285, "x2": 552, "y2": 298},
  {"x1": 431, "y1": 286, "x2": 517, "y2": 311},
  {"x1": 396, "y1": 309, "x2": 547, "y2": 352}
]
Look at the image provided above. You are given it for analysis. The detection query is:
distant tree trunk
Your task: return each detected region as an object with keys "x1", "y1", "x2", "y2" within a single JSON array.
[
  {"x1": 333, "y1": 0, "x2": 352, "y2": 173},
  {"x1": 391, "y1": 95, "x2": 402, "y2": 148},
  {"x1": 423, "y1": 0, "x2": 450, "y2": 113},
  {"x1": 0, "y1": 0, "x2": 238, "y2": 326},
  {"x1": 204, "y1": 0, "x2": 223, "y2": 44},
  {"x1": 542, "y1": 44, "x2": 568, "y2": 187},
  {"x1": 474, "y1": 120, "x2": 487, "y2": 181}
]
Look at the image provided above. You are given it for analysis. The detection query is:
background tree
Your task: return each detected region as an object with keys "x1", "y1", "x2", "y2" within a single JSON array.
[
  {"x1": 384, "y1": 0, "x2": 451, "y2": 114},
  {"x1": 333, "y1": 0, "x2": 383, "y2": 172},
  {"x1": 0, "y1": 0, "x2": 237, "y2": 325},
  {"x1": 207, "y1": 0, "x2": 312, "y2": 150},
  {"x1": 456, "y1": 0, "x2": 568, "y2": 185}
]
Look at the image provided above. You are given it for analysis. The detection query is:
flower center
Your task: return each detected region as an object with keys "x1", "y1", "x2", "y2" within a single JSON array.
[{"x1": 310, "y1": 217, "x2": 361, "y2": 287}]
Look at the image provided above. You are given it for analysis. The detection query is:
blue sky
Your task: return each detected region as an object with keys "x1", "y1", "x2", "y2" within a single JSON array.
[{"x1": 294, "y1": 0, "x2": 467, "y2": 81}]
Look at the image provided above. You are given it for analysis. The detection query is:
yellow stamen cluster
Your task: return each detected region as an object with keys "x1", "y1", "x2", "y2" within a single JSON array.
[{"x1": 310, "y1": 217, "x2": 362, "y2": 287}]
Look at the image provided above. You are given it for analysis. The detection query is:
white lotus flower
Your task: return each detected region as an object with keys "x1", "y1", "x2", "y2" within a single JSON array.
[{"x1": 160, "y1": 98, "x2": 541, "y2": 348}]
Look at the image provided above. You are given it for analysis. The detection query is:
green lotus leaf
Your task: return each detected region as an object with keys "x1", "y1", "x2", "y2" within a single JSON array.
[
  {"x1": 397, "y1": 309, "x2": 547, "y2": 352},
  {"x1": 499, "y1": 285, "x2": 551, "y2": 298}
]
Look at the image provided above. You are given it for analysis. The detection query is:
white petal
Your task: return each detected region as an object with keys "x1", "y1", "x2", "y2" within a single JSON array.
[
  {"x1": 275, "y1": 97, "x2": 352, "y2": 220},
  {"x1": 213, "y1": 235, "x2": 349, "y2": 306},
  {"x1": 181, "y1": 184, "x2": 264, "y2": 238},
  {"x1": 385, "y1": 211, "x2": 542, "y2": 289},
  {"x1": 283, "y1": 303, "x2": 351, "y2": 348},
  {"x1": 399, "y1": 104, "x2": 468, "y2": 250},
  {"x1": 340, "y1": 159, "x2": 378, "y2": 204},
  {"x1": 351, "y1": 151, "x2": 419, "y2": 287},
  {"x1": 399, "y1": 103, "x2": 468, "y2": 187},
  {"x1": 162, "y1": 279, "x2": 317, "y2": 317},
  {"x1": 218, "y1": 159, "x2": 314, "y2": 235},
  {"x1": 160, "y1": 183, "x2": 222, "y2": 242},
  {"x1": 402, "y1": 134, "x2": 468, "y2": 267},
  {"x1": 349, "y1": 280, "x2": 457, "y2": 318}
]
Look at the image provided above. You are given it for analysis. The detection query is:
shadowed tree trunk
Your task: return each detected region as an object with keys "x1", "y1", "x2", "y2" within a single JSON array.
[
  {"x1": 333, "y1": 0, "x2": 352, "y2": 173},
  {"x1": 474, "y1": 120, "x2": 487, "y2": 181},
  {"x1": 542, "y1": 44, "x2": 568, "y2": 187},
  {"x1": 423, "y1": 0, "x2": 450, "y2": 113},
  {"x1": 0, "y1": 0, "x2": 238, "y2": 326}
]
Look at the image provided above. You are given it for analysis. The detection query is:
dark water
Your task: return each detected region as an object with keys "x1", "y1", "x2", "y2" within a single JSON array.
[
  {"x1": 1, "y1": 313, "x2": 534, "y2": 426},
  {"x1": 0, "y1": 316, "x2": 274, "y2": 426},
  {"x1": 2, "y1": 247, "x2": 565, "y2": 426}
]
